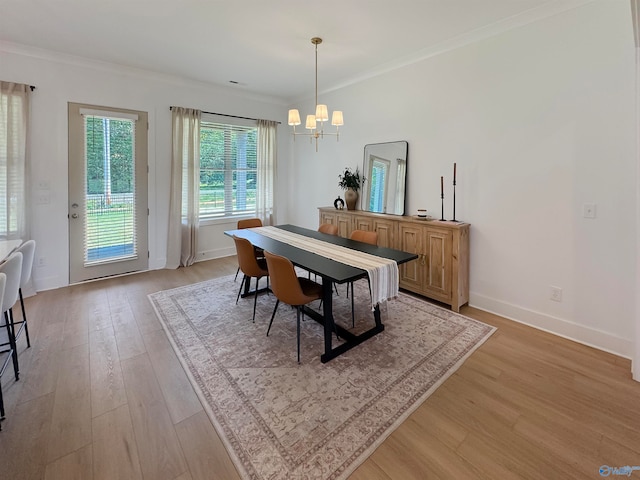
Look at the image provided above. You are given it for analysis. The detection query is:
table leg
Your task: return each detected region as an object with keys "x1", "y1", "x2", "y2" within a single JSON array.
[
  {"x1": 302, "y1": 276, "x2": 385, "y2": 363},
  {"x1": 321, "y1": 277, "x2": 334, "y2": 356}
]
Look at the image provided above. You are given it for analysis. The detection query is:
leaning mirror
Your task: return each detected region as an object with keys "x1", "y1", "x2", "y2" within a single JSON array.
[{"x1": 361, "y1": 141, "x2": 408, "y2": 215}]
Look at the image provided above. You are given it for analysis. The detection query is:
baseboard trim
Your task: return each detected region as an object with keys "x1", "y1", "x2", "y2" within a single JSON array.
[
  {"x1": 197, "y1": 247, "x2": 236, "y2": 263},
  {"x1": 33, "y1": 275, "x2": 64, "y2": 292},
  {"x1": 469, "y1": 292, "x2": 633, "y2": 359}
]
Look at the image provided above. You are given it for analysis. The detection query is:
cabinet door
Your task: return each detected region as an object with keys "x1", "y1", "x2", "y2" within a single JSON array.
[
  {"x1": 373, "y1": 218, "x2": 397, "y2": 248},
  {"x1": 398, "y1": 224, "x2": 423, "y2": 291},
  {"x1": 336, "y1": 214, "x2": 352, "y2": 238},
  {"x1": 424, "y1": 227, "x2": 452, "y2": 301},
  {"x1": 353, "y1": 215, "x2": 374, "y2": 233},
  {"x1": 319, "y1": 211, "x2": 337, "y2": 227}
]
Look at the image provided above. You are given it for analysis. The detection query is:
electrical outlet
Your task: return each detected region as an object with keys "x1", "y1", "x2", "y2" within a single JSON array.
[
  {"x1": 37, "y1": 256, "x2": 47, "y2": 267},
  {"x1": 550, "y1": 286, "x2": 563, "y2": 302},
  {"x1": 583, "y1": 203, "x2": 597, "y2": 219}
]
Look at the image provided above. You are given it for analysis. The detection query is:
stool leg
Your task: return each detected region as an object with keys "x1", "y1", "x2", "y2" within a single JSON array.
[
  {"x1": 0, "y1": 378, "x2": 5, "y2": 419},
  {"x1": 5, "y1": 310, "x2": 19, "y2": 381},
  {"x1": 18, "y1": 288, "x2": 31, "y2": 348}
]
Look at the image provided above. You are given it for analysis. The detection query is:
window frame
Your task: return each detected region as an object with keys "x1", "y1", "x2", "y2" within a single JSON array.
[{"x1": 199, "y1": 114, "x2": 258, "y2": 222}]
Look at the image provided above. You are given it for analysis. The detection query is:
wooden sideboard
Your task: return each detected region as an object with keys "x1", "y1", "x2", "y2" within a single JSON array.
[{"x1": 318, "y1": 207, "x2": 470, "y2": 312}]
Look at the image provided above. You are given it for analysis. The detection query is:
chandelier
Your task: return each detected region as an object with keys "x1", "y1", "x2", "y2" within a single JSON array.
[{"x1": 288, "y1": 37, "x2": 343, "y2": 151}]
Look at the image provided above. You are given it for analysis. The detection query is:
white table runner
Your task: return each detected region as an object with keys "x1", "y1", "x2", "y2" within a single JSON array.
[{"x1": 253, "y1": 226, "x2": 399, "y2": 309}]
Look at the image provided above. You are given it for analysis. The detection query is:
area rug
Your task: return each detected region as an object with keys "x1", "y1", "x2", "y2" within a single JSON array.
[{"x1": 148, "y1": 274, "x2": 496, "y2": 480}]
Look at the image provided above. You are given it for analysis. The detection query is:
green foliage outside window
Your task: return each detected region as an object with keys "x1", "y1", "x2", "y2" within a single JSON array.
[
  {"x1": 85, "y1": 117, "x2": 134, "y2": 195},
  {"x1": 200, "y1": 122, "x2": 257, "y2": 217}
]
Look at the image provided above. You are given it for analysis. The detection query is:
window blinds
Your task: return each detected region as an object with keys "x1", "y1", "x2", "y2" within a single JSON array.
[
  {"x1": 82, "y1": 113, "x2": 138, "y2": 265},
  {"x1": 199, "y1": 121, "x2": 257, "y2": 218}
]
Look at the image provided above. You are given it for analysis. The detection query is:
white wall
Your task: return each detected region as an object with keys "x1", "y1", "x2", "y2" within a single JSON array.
[
  {"x1": 0, "y1": 46, "x2": 290, "y2": 290},
  {"x1": 287, "y1": 0, "x2": 637, "y2": 358}
]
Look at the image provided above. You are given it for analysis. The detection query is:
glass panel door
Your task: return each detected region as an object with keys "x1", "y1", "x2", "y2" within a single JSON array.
[{"x1": 68, "y1": 103, "x2": 148, "y2": 283}]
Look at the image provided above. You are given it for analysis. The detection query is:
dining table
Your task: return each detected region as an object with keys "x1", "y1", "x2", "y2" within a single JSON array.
[{"x1": 224, "y1": 224, "x2": 418, "y2": 363}]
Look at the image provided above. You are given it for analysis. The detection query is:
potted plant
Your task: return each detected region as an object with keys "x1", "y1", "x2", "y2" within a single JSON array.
[{"x1": 338, "y1": 167, "x2": 364, "y2": 210}]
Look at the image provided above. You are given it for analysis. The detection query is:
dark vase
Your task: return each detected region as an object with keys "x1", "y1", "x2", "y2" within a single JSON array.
[{"x1": 344, "y1": 188, "x2": 358, "y2": 210}]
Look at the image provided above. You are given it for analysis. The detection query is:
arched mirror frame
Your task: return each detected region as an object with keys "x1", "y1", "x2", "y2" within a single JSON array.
[{"x1": 361, "y1": 141, "x2": 408, "y2": 215}]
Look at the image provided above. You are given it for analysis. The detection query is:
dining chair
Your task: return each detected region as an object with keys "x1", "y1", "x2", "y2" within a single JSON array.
[
  {"x1": 237, "y1": 218, "x2": 263, "y2": 230},
  {"x1": 347, "y1": 230, "x2": 378, "y2": 327},
  {"x1": 0, "y1": 272, "x2": 7, "y2": 429},
  {"x1": 234, "y1": 218, "x2": 263, "y2": 281},
  {"x1": 0, "y1": 252, "x2": 23, "y2": 381},
  {"x1": 13, "y1": 240, "x2": 35, "y2": 348},
  {"x1": 233, "y1": 235, "x2": 269, "y2": 323},
  {"x1": 349, "y1": 229, "x2": 378, "y2": 246},
  {"x1": 318, "y1": 223, "x2": 338, "y2": 236},
  {"x1": 264, "y1": 250, "x2": 322, "y2": 363}
]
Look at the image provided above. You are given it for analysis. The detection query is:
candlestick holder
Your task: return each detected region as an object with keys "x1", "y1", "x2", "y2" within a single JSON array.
[
  {"x1": 450, "y1": 179, "x2": 460, "y2": 222},
  {"x1": 439, "y1": 192, "x2": 446, "y2": 221}
]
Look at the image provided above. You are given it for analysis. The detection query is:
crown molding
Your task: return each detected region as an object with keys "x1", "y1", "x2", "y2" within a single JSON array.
[
  {"x1": 0, "y1": 41, "x2": 289, "y2": 106},
  {"x1": 308, "y1": 0, "x2": 598, "y2": 102},
  {"x1": 2, "y1": 0, "x2": 601, "y2": 105}
]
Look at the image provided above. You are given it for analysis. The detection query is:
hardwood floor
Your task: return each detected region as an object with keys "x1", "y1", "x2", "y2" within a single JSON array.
[{"x1": 1, "y1": 257, "x2": 638, "y2": 479}]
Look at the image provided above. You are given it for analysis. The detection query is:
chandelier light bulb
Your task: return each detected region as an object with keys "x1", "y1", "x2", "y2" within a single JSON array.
[
  {"x1": 315, "y1": 104, "x2": 328, "y2": 122},
  {"x1": 305, "y1": 115, "x2": 317, "y2": 130},
  {"x1": 331, "y1": 111, "x2": 344, "y2": 127},
  {"x1": 288, "y1": 109, "x2": 301, "y2": 126}
]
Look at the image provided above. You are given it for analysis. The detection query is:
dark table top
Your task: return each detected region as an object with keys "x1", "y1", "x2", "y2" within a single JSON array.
[{"x1": 225, "y1": 224, "x2": 417, "y2": 284}]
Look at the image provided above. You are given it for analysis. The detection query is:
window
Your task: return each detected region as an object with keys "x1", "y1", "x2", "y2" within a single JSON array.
[
  {"x1": 0, "y1": 82, "x2": 30, "y2": 239},
  {"x1": 199, "y1": 120, "x2": 257, "y2": 219},
  {"x1": 82, "y1": 112, "x2": 137, "y2": 264}
]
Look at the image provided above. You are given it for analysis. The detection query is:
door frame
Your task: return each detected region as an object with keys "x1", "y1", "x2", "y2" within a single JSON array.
[{"x1": 68, "y1": 102, "x2": 149, "y2": 283}]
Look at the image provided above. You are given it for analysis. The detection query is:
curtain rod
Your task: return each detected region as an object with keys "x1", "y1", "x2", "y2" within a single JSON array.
[
  {"x1": 169, "y1": 106, "x2": 281, "y2": 124},
  {"x1": 30, "y1": 85, "x2": 35, "y2": 91}
]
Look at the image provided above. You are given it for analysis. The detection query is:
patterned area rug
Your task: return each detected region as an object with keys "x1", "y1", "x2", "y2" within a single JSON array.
[{"x1": 148, "y1": 274, "x2": 496, "y2": 480}]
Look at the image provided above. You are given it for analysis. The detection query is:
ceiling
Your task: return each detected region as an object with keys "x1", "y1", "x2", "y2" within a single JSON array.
[{"x1": 0, "y1": 0, "x2": 591, "y2": 102}]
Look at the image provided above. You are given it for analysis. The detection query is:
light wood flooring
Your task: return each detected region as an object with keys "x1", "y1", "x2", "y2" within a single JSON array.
[{"x1": 1, "y1": 256, "x2": 639, "y2": 479}]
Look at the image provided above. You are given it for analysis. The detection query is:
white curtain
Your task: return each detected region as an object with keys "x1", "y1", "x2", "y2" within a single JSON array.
[
  {"x1": 167, "y1": 107, "x2": 201, "y2": 268},
  {"x1": 0, "y1": 81, "x2": 30, "y2": 241},
  {"x1": 256, "y1": 119, "x2": 277, "y2": 225}
]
